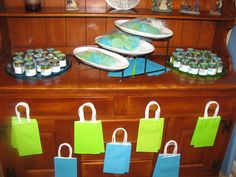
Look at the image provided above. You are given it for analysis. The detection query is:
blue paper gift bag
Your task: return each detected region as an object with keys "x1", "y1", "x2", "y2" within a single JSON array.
[
  {"x1": 54, "y1": 143, "x2": 77, "y2": 177},
  {"x1": 103, "y1": 128, "x2": 132, "y2": 174},
  {"x1": 152, "y1": 140, "x2": 181, "y2": 177}
]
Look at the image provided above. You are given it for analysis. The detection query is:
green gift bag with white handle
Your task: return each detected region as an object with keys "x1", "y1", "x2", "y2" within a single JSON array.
[
  {"x1": 74, "y1": 102, "x2": 105, "y2": 154},
  {"x1": 11, "y1": 102, "x2": 42, "y2": 156},
  {"x1": 191, "y1": 101, "x2": 221, "y2": 147},
  {"x1": 136, "y1": 101, "x2": 164, "y2": 152}
]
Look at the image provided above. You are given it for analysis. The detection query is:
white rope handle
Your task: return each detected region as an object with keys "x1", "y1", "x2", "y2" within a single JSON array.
[
  {"x1": 112, "y1": 128, "x2": 128, "y2": 144},
  {"x1": 145, "y1": 101, "x2": 161, "y2": 119},
  {"x1": 78, "y1": 102, "x2": 96, "y2": 122},
  {"x1": 164, "y1": 140, "x2": 178, "y2": 155},
  {"x1": 15, "y1": 102, "x2": 31, "y2": 123},
  {"x1": 204, "y1": 101, "x2": 220, "y2": 118},
  {"x1": 57, "y1": 143, "x2": 73, "y2": 158}
]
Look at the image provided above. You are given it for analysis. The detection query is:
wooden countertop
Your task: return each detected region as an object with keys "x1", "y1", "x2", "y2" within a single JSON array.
[{"x1": 1, "y1": 55, "x2": 236, "y2": 93}]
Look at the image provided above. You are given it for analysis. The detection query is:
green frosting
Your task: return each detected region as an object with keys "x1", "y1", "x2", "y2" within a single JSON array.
[
  {"x1": 76, "y1": 50, "x2": 119, "y2": 67},
  {"x1": 122, "y1": 19, "x2": 161, "y2": 35}
]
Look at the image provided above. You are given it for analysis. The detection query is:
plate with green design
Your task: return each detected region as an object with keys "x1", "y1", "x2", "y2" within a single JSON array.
[
  {"x1": 115, "y1": 18, "x2": 173, "y2": 39},
  {"x1": 73, "y1": 47, "x2": 129, "y2": 71},
  {"x1": 95, "y1": 30, "x2": 155, "y2": 56}
]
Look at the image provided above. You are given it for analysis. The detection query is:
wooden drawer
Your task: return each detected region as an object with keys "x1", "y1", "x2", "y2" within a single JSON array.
[
  {"x1": 82, "y1": 160, "x2": 153, "y2": 177},
  {"x1": 0, "y1": 97, "x2": 113, "y2": 121},
  {"x1": 127, "y1": 96, "x2": 235, "y2": 116}
]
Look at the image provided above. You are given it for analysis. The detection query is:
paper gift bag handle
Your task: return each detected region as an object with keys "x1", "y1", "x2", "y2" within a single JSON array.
[
  {"x1": 15, "y1": 102, "x2": 31, "y2": 123},
  {"x1": 78, "y1": 102, "x2": 96, "y2": 122},
  {"x1": 164, "y1": 140, "x2": 178, "y2": 155},
  {"x1": 58, "y1": 143, "x2": 73, "y2": 158},
  {"x1": 112, "y1": 128, "x2": 128, "y2": 144},
  {"x1": 204, "y1": 101, "x2": 220, "y2": 118},
  {"x1": 145, "y1": 101, "x2": 161, "y2": 119}
]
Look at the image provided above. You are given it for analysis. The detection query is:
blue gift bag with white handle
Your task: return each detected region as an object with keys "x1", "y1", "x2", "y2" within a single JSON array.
[
  {"x1": 152, "y1": 140, "x2": 181, "y2": 177},
  {"x1": 54, "y1": 143, "x2": 77, "y2": 177},
  {"x1": 103, "y1": 128, "x2": 132, "y2": 174}
]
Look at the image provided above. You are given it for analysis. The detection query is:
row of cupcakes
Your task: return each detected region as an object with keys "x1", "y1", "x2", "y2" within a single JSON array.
[
  {"x1": 170, "y1": 48, "x2": 224, "y2": 76},
  {"x1": 12, "y1": 48, "x2": 67, "y2": 77}
]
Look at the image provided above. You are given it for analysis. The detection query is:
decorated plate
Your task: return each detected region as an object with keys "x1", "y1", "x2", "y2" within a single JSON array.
[
  {"x1": 115, "y1": 19, "x2": 173, "y2": 39},
  {"x1": 73, "y1": 47, "x2": 129, "y2": 71},
  {"x1": 95, "y1": 36, "x2": 155, "y2": 56},
  {"x1": 106, "y1": 0, "x2": 140, "y2": 10}
]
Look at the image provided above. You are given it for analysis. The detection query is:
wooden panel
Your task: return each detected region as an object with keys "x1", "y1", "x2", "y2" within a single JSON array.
[
  {"x1": 7, "y1": 18, "x2": 28, "y2": 47},
  {"x1": 127, "y1": 96, "x2": 234, "y2": 116},
  {"x1": 222, "y1": 0, "x2": 236, "y2": 17},
  {"x1": 26, "y1": 18, "x2": 47, "y2": 47},
  {"x1": 46, "y1": 18, "x2": 66, "y2": 47},
  {"x1": 0, "y1": 18, "x2": 10, "y2": 58},
  {"x1": 82, "y1": 160, "x2": 153, "y2": 177},
  {"x1": 86, "y1": 0, "x2": 106, "y2": 8},
  {"x1": 78, "y1": 0, "x2": 86, "y2": 8},
  {"x1": 197, "y1": 21, "x2": 216, "y2": 49},
  {"x1": 8, "y1": 18, "x2": 47, "y2": 49},
  {"x1": 86, "y1": 18, "x2": 107, "y2": 45},
  {"x1": 43, "y1": 0, "x2": 65, "y2": 8},
  {"x1": 200, "y1": 0, "x2": 216, "y2": 12},
  {"x1": 0, "y1": 97, "x2": 114, "y2": 118},
  {"x1": 181, "y1": 21, "x2": 201, "y2": 48},
  {"x1": 0, "y1": 20, "x2": 4, "y2": 56},
  {"x1": 66, "y1": 18, "x2": 86, "y2": 47},
  {"x1": 26, "y1": 170, "x2": 54, "y2": 177},
  {"x1": 167, "y1": 20, "x2": 183, "y2": 47},
  {"x1": 4, "y1": 0, "x2": 24, "y2": 8}
]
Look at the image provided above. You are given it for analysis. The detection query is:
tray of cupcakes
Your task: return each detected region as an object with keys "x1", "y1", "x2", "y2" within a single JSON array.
[
  {"x1": 168, "y1": 48, "x2": 226, "y2": 77},
  {"x1": 6, "y1": 48, "x2": 71, "y2": 79}
]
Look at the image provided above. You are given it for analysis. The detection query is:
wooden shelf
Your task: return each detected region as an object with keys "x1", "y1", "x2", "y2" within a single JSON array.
[{"x1": 0, "y1": 7, "x2": 233, "y2": 21}]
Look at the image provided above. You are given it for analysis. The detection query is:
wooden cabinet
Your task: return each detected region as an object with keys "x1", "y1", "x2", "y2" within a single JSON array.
[{"x1": 0, "y1": 0, "x2": 236, "y2": 177}]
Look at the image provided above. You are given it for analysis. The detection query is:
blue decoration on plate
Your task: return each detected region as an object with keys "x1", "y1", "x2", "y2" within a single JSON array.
[
  {"x1": 108, "y1": 58, "x2": 170, "y2": 77},
  {"x1": 96, "y1": 31, "x2": 141, "y2": 51}
]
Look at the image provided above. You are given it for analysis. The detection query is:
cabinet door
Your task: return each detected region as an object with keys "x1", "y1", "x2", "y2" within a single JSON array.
[
  {"x1": 127, "y1": 95, "x2": 234, "y2": 176},
  {"x1": 165, "y1": 115, "x2": 231, "y2": 177},
  {"x1": 0, "y1": 97, "x2": 113, "y2": 177},
  {"x1": 82, "y1": 160, "x2": 153, "y2": 177}
]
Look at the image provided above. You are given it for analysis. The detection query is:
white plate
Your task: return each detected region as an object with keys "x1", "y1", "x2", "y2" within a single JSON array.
[
  {"x1": 115, "y1": 19, "x2": 174, "y2": 39},
  {"x1": 73, "y1": 47, "x2": 129, "y2": 71},
  {"x1": 95, "y1": 36, "x2": 155, "y2": 56},
  {"x1": 106, "y1": 0, "x2": 139, "y2": 10}
]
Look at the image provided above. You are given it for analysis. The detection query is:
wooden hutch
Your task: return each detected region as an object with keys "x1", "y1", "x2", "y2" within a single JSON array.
[{"x1": 0, "y1": 0, "x2": 236, "y2": 177}]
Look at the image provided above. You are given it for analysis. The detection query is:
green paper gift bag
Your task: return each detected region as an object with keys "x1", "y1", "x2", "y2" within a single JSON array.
[
  {"x1": 136, "y1": 101, "x2": 164, "y2": 152},
  {"x1": 74, "y1": 102, "x2": 105, "y2": 154},
  {"x1": 11, "y1": 102, "x2": 42, "y2": 156},
  {"x1": 191, "y1": 101, "x2": 221, "y2": 147}
]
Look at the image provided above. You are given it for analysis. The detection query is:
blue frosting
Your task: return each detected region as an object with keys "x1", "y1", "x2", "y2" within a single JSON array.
[{"x1": 97, "y1": 32, "x2": 141, "y2": 51}]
